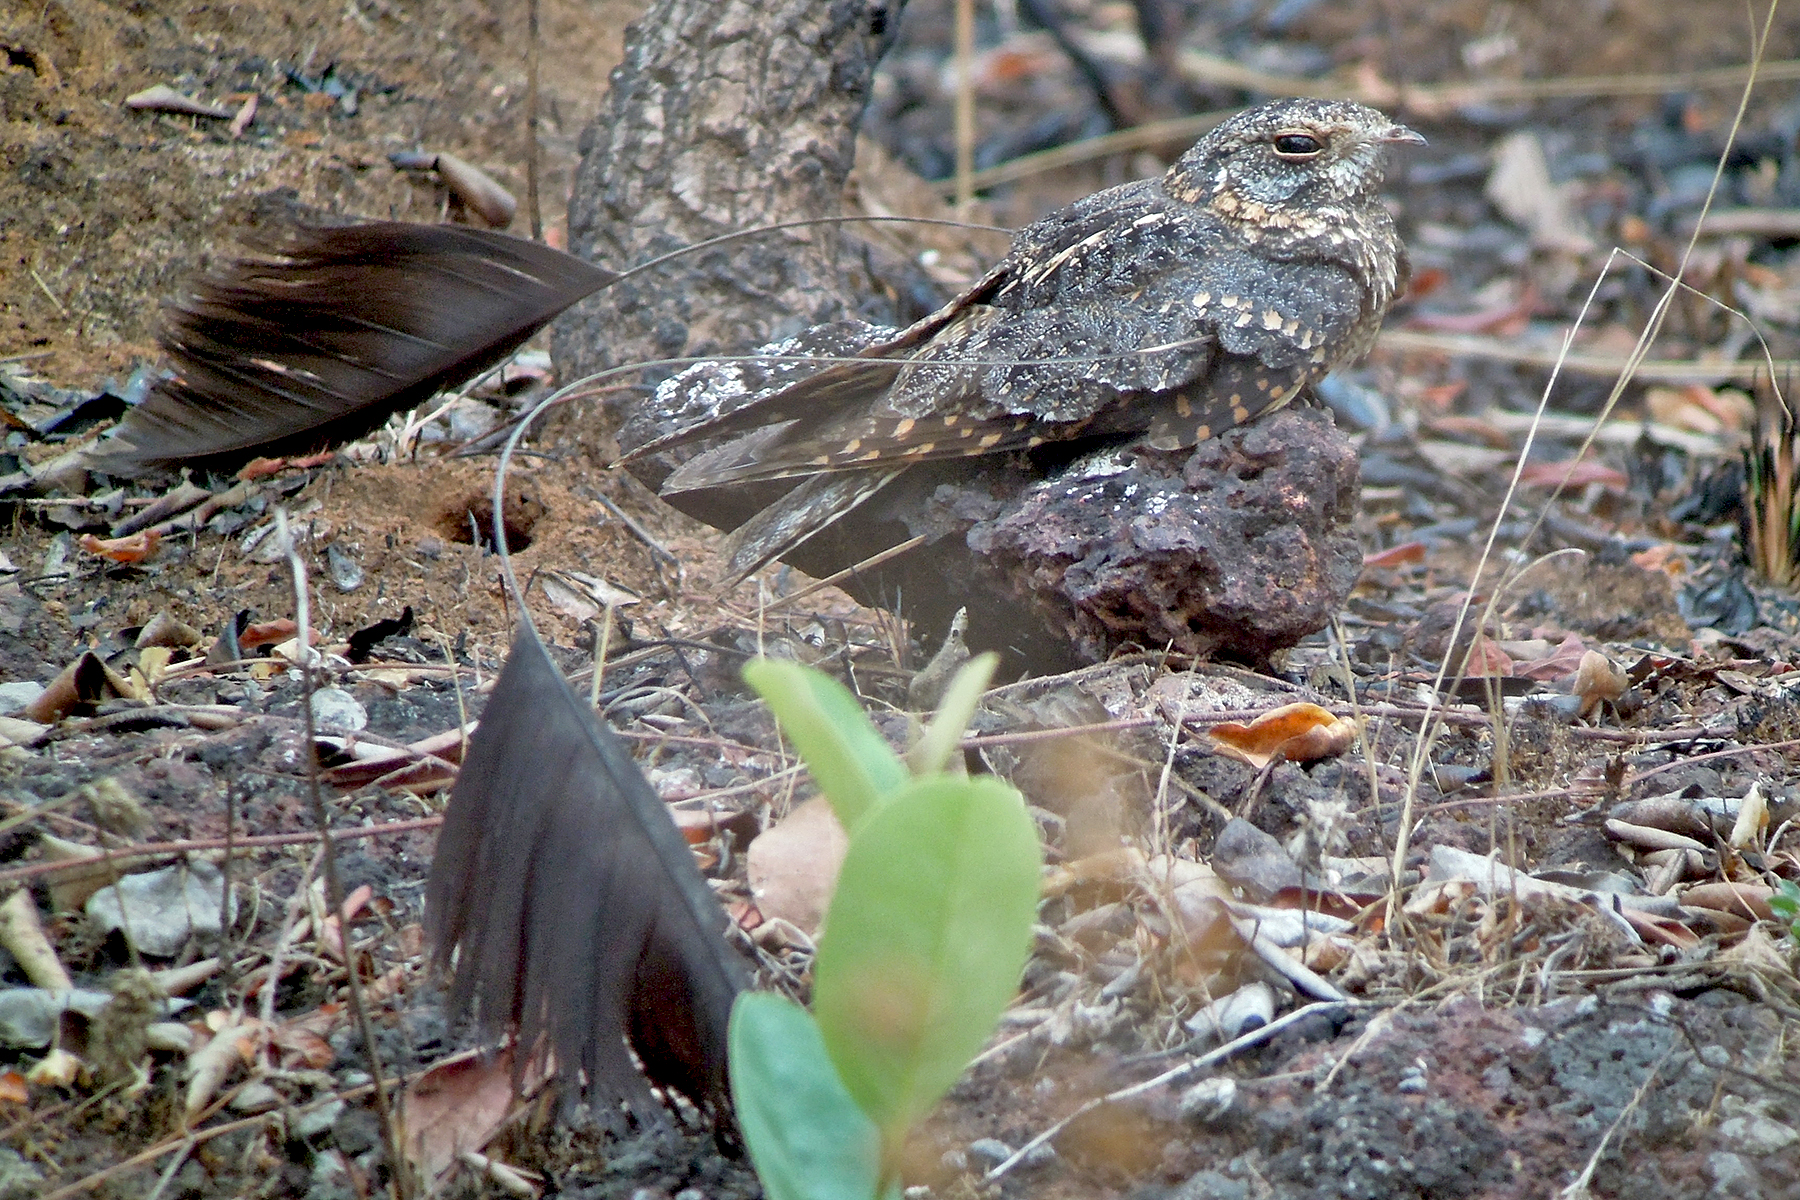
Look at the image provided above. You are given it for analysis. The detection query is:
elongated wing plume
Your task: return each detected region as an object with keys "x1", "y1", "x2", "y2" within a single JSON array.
[
  {"x1": 80, "y1": 222, "x2": 616, "y2": 476},
  {"x1": 426, "y1": 625, "x2": 748, "y2": 1130}
]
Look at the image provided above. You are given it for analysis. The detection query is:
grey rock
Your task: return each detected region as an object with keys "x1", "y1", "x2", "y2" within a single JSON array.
[
  {"x1": 0, "y1": 988, "x2": 111, "y2": 1048},
  {"x1": 1706, "y1": 1151, "x2": 1759, "y2": 1198},
  {"x1": 0, "y1": 1146, "x2": 44, "y2": 1200},
  {"x1": 1718, "y1": 1114, "x2": 1799, "y2": 1156},
  {"x1": 1172, "y1": 1169, "x2": 1250, "y2": 1200},
  {"x1": 1178, "y1": 1077, "x2": 1238, "y2": 1124},
  {"x1": 86, "y1": 859, "x2": 236, "y2": 957},
  {"x1": 294, "y1": 1096, "x2": 347, "y2": 1141},
  {"x1": 308, "y1": 687, "x2": 367, "y2": 734},
  {"x1": 0, "y1": 682, "x2": 44, "y2": 716}
]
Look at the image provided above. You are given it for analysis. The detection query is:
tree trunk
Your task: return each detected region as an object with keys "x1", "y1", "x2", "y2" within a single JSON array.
[{"x1": 550, "y1": 0, "x2": 902, "y2": 427}]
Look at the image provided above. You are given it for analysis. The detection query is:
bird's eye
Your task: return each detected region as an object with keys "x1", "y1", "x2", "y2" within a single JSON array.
[{"x1": 1272, "y1": 132, "x2": 1323, "y2": 158}]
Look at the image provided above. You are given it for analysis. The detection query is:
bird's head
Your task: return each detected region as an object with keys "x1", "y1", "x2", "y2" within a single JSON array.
[{"x1": 1168, "y1": 98, "x2": 1423, "y2": 216}]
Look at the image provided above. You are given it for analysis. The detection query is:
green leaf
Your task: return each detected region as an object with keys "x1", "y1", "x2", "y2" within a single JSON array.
[
  {"x1": 744, "y1": 659, "x2": 907, "y2": 831},
  {"x1": 907, "y1": 652, "x2": 998, "y2": 777},
  {"x1": 1771, "y1": 880, "x2": 1800, "y2": 922},
  {"x1": 812, "y1": 774, "x2": 1042, "y2": 1143},
  {"x1": 729, "y1": 992, "x2": 883, "y2": 1200}
]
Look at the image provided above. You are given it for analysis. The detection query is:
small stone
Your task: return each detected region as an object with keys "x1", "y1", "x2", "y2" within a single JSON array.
[
  {"x1": 293, "y1": 1096, "x2": 345, "y2": 1140},
  {"x1": 1211, "y1": 819, "x2": 1302, "y2": 901},
  {"x1": 1172, "y1": 1169, "x2": 1251, "y2": 1200},
  {"x1": 0, "y1": 682, "x2": 44, "y2": 716},
  {"x1": 1706, "y1": 1151, "x2": 1758, "y2": 1197},
  {"x1": 231, "y1": 1081, "x2": 283, "y2": 1113},
  {"x1": 308, "y1": 687, "x2": 367, "y2": 734},
  {"x1": 1178, "y1": 1077, "x2": 1237, "y2": 1124},
  {"x1": 966, "y1": 1138, "x2": 1013, "y2": 1167},
  {"x1": 1718, "y1": 1114, "x2": 1799, "y2": 1156},
  {"x1": 1396, "y1": 1062, "x2": 1429, "y2": 1094},
  {"x1": 0, "y1": 1146, "x2": 45, "y2": 1200},
  {"x1": 0, "y1": 988, "x2": 112, "y2": 1048},
  {"x1": 86, "y1": 860, "x2": 235, "y2": 957},
  {"x1": 325, "y1": 543, "x2": 364, "y2": 593}
]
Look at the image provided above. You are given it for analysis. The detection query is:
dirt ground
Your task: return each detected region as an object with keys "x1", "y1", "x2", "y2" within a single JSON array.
[{"x1": 8, "y1": 1, "x2": 1800, "y2": 1199}]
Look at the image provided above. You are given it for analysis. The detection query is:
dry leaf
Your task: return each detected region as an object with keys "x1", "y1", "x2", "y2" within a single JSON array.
[
  {"x1": 1680, "y1": 881, "x2": 1774, "y2": 921},
  {"x1": 403, "y1": 1050, "x2": 539, "y2": 1190},
  {"x1": 0, "y1": 1071, "x2": 26, "y2": 1103},
  {"x1": 0, "y1": 889, "x2": 72, "y2": 990},
  {"x1": 1515, "y1": 458, "x2": 1629, "y2": 491},
  {"x1": 1362, "y1": 541, "x2": 1426, "y2": 569},
  {"x1": 185, "y1": 1015, "x2": 263, "y2": 1120},
  {"x1": 26, "y1": 1049, "x2": 83, "y2": 1088},
  {"x1": 1485, "y1": 130, "x2": 1594, "y2": 252},
  {"x1": 77, "y1": 530, "x2": 160, "y2": 563},
  {"x1": 125, "y1": 83, "x2": 233, "y2": 118},
  {"x1": 1573, "y1": 650, "x2": 1627, "y2": 717},
  {"x1": 1205, "y1": 703, "x2": 1355, "y2": 770},
  {"x1": 744, "y1": 796, "x2": 848, "y2": 937},
  {"x1": 1513, "y1": 632, "x2": 1588, "y2": 681},
  {"x1": 1464, "y1": 634, "x2": 1513, "y2": 678},
  {"x1": 1629, "y1": 544, "x2": 1689, "y2": 577},
  {"x1": 1730, "y1": 782, "x2": 1768, "y2": 849}
]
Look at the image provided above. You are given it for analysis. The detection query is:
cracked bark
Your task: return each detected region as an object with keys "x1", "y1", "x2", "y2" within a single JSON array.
[{"x1": 550, "y1": 0, "x2": 904, "y2": 440}]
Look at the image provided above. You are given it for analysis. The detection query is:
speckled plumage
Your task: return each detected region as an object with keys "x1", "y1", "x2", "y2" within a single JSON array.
[{"x1": 635, "y1": 98, "x2": 1421, "y2": 580}]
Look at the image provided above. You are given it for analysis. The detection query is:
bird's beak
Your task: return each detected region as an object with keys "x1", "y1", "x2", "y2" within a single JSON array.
[{"x1": 1379, "y1": 124, "x2": 1427, "y2": 147}]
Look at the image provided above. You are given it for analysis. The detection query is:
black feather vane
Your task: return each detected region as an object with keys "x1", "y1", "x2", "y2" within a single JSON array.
[
  {"x1": 425, "y1": 625, "x2": 747, "y2": 1131},
  {"x1": 79, "y1": 222, "x2": 615, "y2": 477}
]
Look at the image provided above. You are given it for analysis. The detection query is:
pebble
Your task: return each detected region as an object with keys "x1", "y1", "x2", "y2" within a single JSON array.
[
  {"x1": 1717, "y1": 1114, "x2": 1799, "y2": 1156},
  {"x1": 308, "y1": 687, "x2": 367, "y2": 733},
  {"x1": 966, "y1": 1138, "x2": 1013, "y2": 1167},
  {"x1": 86, "y1": 860, "x2": 235, "y2": 957},
  {"x1": 293, "y1": 1096, "x2": 345, "y2": 1140},
  {"x1": 1178, "y1": 1077, "x2": 1237, "y2": 1124},
  {"x1": 231, "y1": 1081, "x2": 283, "y2": 1113},
  {"x1": 0, "y1": 682, "x2": 44, "y2": 716}
]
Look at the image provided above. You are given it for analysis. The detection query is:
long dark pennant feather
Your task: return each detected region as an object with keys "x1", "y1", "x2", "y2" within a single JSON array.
[
  {"x1": 425, "y1": 624, "x2": 748, "y2": 1132},
  {"x1": 80, "y1": 222, "x2": 616, "y2": 476}
]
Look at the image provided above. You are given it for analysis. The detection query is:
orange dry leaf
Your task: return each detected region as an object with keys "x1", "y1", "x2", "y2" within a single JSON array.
[
  {"x1": 1573, "y1": 650, "x2": 1628, "y2": 717},
  {"x1": 1205, "y1": 703, "x2": 1355, "y2": 770},
  {"x1": 1630, "y1": 544, "x2": 1688, "y2": 577},
  {"x1": 1465, "y1": 634, "x2": 1513, "y2": 677},
  {"x1": 403, "y1": 1048, "x2": 545, "y2": 1189},
  {"x1": 1513, "y1": 633, "x2": 1588, "y2": 681},
  {"x1": 239, "y1": 619, "x2": 300, "y2": 650},
  {"x1": 0, "y1": 1071, "x2": 25, "y2": 1103},
  {"x1": 1363, "y1": 541, "x2": 1427, "y2": 569},
  {"x1": 1516, "y1": 458, "x2": 1629, "y2": 491},
  {"x1": 77, "y1": 530, "x2": 160, "y2": 563}
]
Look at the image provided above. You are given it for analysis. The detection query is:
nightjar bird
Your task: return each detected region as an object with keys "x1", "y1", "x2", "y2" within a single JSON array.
[{"x1": 629, "y1": 97, "x2": 1423, "y2": 582}]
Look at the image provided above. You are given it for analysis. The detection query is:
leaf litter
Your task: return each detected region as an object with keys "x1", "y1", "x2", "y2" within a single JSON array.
[{"x1": 8, "y1": 0, "x2": 1800, "y2": 1198}]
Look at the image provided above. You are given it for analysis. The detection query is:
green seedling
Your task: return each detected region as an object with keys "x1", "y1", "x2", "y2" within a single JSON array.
[
  {"x1": 1769, "y1": 878, "x2": 1800, "y2": 946},
  {"x1": 730, "y1": 655, "x2": 1042, "y2": 1200}
]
